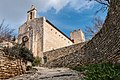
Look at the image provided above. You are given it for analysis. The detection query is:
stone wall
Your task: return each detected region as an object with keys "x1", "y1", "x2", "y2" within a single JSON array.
[
  {"x1": 43, "y1": 42, "x2": 85, "y2": 62},
  {"x1": 0, "y1": 51, "x2": 26, "y2": 79},
  {"x1": 83, "y1": 0, "x2": 120, "y2": 63},
  {"x1": 44, "y1": 0, "x2": 120, "y2": 68}
]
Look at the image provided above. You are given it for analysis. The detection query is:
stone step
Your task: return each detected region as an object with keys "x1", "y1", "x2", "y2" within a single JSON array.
[{"x1": 8, "y1": 67, "x2": 83, "y2": 80}]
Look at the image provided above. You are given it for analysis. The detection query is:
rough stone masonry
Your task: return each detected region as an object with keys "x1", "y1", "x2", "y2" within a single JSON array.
[{"x1": 0, "y1": 51, "x2": 26, "y2": 79}]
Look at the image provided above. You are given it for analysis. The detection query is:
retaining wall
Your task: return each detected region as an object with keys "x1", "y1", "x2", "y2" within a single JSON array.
[
  {"x1": 0, "y1": 51, "x2": 26, "y2": 79},
  {"x1": 44, "y1": 42, "x2": 85, "y2": 62}
]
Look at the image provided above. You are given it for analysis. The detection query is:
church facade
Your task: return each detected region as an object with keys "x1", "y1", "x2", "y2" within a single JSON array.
[{"x1": 18, "y1": 5, "x2": 85, "y2": 60}]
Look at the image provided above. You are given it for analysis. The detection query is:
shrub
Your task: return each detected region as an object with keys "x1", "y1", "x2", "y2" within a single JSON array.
[
  {"x1": 73, "y1": 62, "x2": 120, "y2": 80},
  {"x1": 2, "y1": 44, "x2": 34, "y2": 62},
  {"x1": 32, "y1": 56, "x2": 41, "y2": 66}
]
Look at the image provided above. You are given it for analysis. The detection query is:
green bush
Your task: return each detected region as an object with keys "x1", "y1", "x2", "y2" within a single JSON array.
[
  {"x1": 72, "y1": 66, "x2": 86, "y2": 72},
  {"x1": 2, "y1": 44, "x2": 34, "y2": 62},
  {"x1": 73, "y1": 62, "x2": 120, "y2": 80},
  {"x1": 32, "y1": 56, "x2": 41, "y2": 66}
]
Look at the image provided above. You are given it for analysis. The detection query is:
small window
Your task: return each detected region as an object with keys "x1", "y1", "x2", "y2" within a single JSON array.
[
  {"x1": 64, "y1": 39, "x2": 66, "y2": 40},
  {"x1": 51, "y1": 29, "x2": 53, "y2": 31},
  {"x1": 59, "y1": 35, "x2": 60, "y2": 37},
  {"x1": 61, "y1": 37, "x2": 63, "y2": 38},
  {"x1": 30, "y1": 12, "x2": 32, "y2": 19},
  {"x1": 55, "y1": 32, "x2": 57, "y2": 34}
]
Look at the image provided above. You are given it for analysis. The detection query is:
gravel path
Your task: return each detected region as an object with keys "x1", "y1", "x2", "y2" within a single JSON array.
[{"x1": 7, "y1": 67, "x2": 83, "y2": 80}]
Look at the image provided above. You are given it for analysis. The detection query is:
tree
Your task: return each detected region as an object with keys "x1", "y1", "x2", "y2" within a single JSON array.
[
  {"x1": 0, "y1": 20, "x2": 14, "y2": 43},
  {"x1": 85, "y1": 17, "x2": 103, "y2": 39},
  {"x1": 89, "y1": 0, "x2": 110, "y2": 14},
  {"x1": 89, "y1": 0, "x2": 110, "y2": 6},
  {"x1": 84, "y1": 0, "x2": 110, "y2": 40}
]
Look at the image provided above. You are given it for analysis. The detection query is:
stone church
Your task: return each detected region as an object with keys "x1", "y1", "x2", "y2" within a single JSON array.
[{"x1": 18, "y1": 5, "x2": 85, "y2": 60}]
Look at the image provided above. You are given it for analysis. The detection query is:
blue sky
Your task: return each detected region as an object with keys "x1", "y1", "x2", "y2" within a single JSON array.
[
  {"x1": 39, "y1": 3, "x2": 107, "y2": 38},
  {"x1": 0, "y1": 0, "x2": 107, "y2": 39}
]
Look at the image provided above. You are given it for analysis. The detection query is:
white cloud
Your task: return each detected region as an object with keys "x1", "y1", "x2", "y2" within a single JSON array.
[
  {"x1": 69, "y1": 0, "x2": 95, "y2": 11},
  {"x1": 36, "y1": 0, "x2": 70, "y2": 12},
  {"x1": 35, "y1": 0, "x2": 95, "y2": 12},
  {"x1": 0, "y1": 0, "x2": 95, "y2": 29}
]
